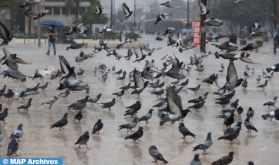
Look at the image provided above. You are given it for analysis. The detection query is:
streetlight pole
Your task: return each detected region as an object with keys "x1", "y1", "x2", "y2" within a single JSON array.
[
  {"x1": 110, "y1": 0, "x2": 113, "y2": 28},
  {"x1": 37, "y1": 0, "x2": 41, "y2": 48},
  {"x1": 134, "y1": 0, "x2": 136, "y2": 29},
  {"x1": 187, "y1": 0, "x2": 190, "y2": 24},
  {"x1": 200, "y1": 0, "x2": 207, "y2": 53}
]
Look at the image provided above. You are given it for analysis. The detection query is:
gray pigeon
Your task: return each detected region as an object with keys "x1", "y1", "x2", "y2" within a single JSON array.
[
  {"x1": 7, "y1": 138, "x2": 19, "y2": 157},
  {"x1": 138, "y1": 109, "x2": 153, "y2": 123},
  {"x1": 149, "y1": 145, "x2": 168, "y2": 163},
  {"x1": 191, "y1": 154, "x2": 202, "y2": 165},
  {"x1": 75, "y1": 131, "x2": 89, "y2": 148},
  {"x1": 193, "y1": 132, "x2": 212, "y2": 154}
]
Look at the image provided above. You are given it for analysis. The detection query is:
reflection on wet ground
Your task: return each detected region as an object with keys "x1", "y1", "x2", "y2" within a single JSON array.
[{"x1": 0, "y1": 34, "x2": 278, "y2": 164}]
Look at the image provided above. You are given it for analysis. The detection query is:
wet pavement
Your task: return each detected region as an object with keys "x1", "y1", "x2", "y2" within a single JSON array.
[{"x1": 0, "y1": 35, "x2": 279, "y2": 165}]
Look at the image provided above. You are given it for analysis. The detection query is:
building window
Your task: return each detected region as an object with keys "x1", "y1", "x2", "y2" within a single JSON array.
[
  {"x1": 71, "y1": 7, "x2": 77, "y2": 15},
  {"x1": 62, "y1": 7, "x2": 67, "y2": 15},
  {"x1": 53, "y1": 7, "x2": 60, "y2": 15}
]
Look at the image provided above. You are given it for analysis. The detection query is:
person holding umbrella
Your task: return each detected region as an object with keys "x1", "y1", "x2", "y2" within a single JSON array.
[{"x1": 46, "y1": 26, "x2": 56, "y2": 55}]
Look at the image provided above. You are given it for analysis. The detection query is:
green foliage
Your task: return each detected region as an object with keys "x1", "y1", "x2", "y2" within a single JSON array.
[
  {"x1": 0, "y1": 0, "x2": 16, "y2": 9},
  {"x1": 210, "y1": 0, "x2": 273, "y2": 27},
  {"x1": 82, "y1": 0, "x2": 108, "y2": 25}
]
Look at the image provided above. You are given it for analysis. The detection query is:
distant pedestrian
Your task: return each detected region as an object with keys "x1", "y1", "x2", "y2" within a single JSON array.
[
  {"x1": 274, "y1": 33, "x2": 279, "y2": 54},
  {"x1": 229, "y1": 32, "x2": 237, "y2": 44},
  {"x1": 46, "y1": 26, "x2": 56, "y2": 55}
]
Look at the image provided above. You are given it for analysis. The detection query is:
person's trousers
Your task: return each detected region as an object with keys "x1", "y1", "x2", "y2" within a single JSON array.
[{"x1": 47, "y1": 41, "x2": 56, "y2": 54}]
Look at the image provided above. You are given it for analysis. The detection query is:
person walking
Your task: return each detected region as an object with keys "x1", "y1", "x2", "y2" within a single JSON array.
[
  {"x1": 274, "y1": 32, "x2": 279, "y2": 55},
  {"x1": 46, "y1": 26, "x2": 56, "y2": 55}
]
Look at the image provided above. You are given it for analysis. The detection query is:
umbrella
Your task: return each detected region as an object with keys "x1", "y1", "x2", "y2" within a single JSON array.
[{"x1": 40, "y1": 19, "x2": 64, "y2": 27}]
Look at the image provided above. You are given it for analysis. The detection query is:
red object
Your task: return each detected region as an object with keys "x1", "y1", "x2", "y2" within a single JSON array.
[{"x1": 192, "y1": 21, "x2": 201, "y2": 45}]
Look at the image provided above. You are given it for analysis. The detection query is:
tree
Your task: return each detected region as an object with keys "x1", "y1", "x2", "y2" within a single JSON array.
[
  {"x1": 210, "y1": 0, "x2": 273, "y2": 28},
  {"x1": 82, "y1": 0, "x2": 108, "y2": 25}
]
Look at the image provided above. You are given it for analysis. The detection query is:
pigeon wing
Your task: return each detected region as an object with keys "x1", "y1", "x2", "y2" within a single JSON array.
[{"x1": 133, "y1": 69, "x2": 144, "y2": 89}]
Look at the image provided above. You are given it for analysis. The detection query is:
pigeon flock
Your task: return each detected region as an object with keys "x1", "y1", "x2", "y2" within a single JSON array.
[{"x1": 0, "y1": 0, "x2": 278, "y2": 165}]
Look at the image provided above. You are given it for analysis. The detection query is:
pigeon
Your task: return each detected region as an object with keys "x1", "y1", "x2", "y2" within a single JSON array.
[
  {"x1": 160, "y1": 1, "x2": 173, "y2": 8},
  {"x1": 138, "y1": 109, "x2": 153, "y2": 124},
  {"x1": 95, "y1": 1, "x2": 103, "y2": 15},
  {"x1": 204, "y1": 18, "x2": 223, "y2": 26},
  {"x1": 38, "y1": 82, "x2": 49, "y2": 90},
  {"x1": 92, "y1": 119, "x2": 103, "y2": 134},
  {"x1": 257, "y1": 80, "x2": 268, "y2": 88},
  {"x1": 212, "y1": 152, "x2": 234, "y2": 165},
  {"x1": 188, "y1": 84, "x2": 201, "y2": 92},
  {"x1": 10, "y1": 124, "x2": 23, "y2": 140},
  {"x1": 0, "y1": 85, "x2": 6, "y2": 97},
  {"x1": 266, "y1": 63, "x2": 279, "y2": 73},
  {"x1": 149, "y1": 145, "x2": 168, "y2": 164},
  {"x1": 75, "y1": 131, "x2": 89, "y2": 148},
  {"x1": 100, "y1": 25, "x2": 112, "y2": 33},
  {"x1": 112, "y1": 89, "x2": 125, "y2": 98},
  {"x1": 124, "y1": 101, "x2": 142, "y2": 116},
  {"x1": 224, "y1": 61, "x2": 243, "y2": 90},
  {"x1": 7, "y1": 138, "x2": 19, "y2": 157},
  {"x1": 41, "y1": 96, "x2": 58, "y2": 110},
  {"x1": 246, "y1": 107, "x2": 255, "y2": 118},
  {"x1": 242, "y1": 79, "x2": 248, "y2": 88},
  {"x1": 218, "y1": 123, "x2": 241, "y2": 143},
  {"x1": 57, "y1": 89, "x2": 70, "y2": 98},
  {"x1": 66, "y1": 43, "x2": 84, "y2": 51},
  {"x1": 88, "y1": 94, "x2": 102, "y2": 104},
  {"x1": 244, "y1": 116, "x2": 258, "y2": 133},
  {"x1": 193, "y1": 132, "x2": 212, "y2": 154},
  {"x1": 33, "y1": 9, "x2": 49, "y2": 20},
  {"x1": 248, "y1": 161, "x2": 254, "y2": 165},
  {"x1": 119, "y1": 118, "x2": 138, "y2": 131},
  {"x1": 262, "y1": 109, "x2": 279, "y2": 120},
  {"x1": 101, "y1": 98, "x2": 116, "y2": 110},
  {"x1": 155, "y1": 13, "x2": 169, "y2": 25},
  {"x1": 0, "y1": 21, "x2": 13, "y2": 46},
  {"x1": 68, "y1": 96, "x2": 89, "y2": 110},
  {"x1": 17, "y1": 98, "x2": 32, "y2": 111},
  {"x1": 73, "y1": 110, "x2": 83, "y2": 123},
  {"x1": 198, "y1": 0, "x2": 210, "y2": 16},
  {"x1": 0, "y1": 108, "x2": 8, "y2": 123},
  {"x1": 50, "y1": 113, "x2": 68, "y2": 130},
  {"x1": 263, "y1": 96, "x2": 277, "y2": 107},
  {"x1": 122, "y1": 3, "x2": 133, "y2": 18},
  {"x1": 178, "y1": 123, "x2": 196, "y2": 139},
  {"x1": 191, "y1": 154, "x2": 202, "y2": 165},
  {"x1": 165, "y1": 86, "x2": 191, "y2": 122},
  {"x1": 0, "y1": 130, "x2": 3, "y2": 142},
  {"x1": 124, "y1": 126, "x2": 144, "y2": 142}
]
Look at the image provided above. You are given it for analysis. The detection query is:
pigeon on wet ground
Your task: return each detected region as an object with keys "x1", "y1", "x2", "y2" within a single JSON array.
[
  {"x1": 17, "y1": 98, "x2": 32, "y2": 111},
  {"x1": 138, "y1": 109, "x2": 153, "y2": 124},
  {"x1": 73, "y1": 110, "x2": 83, "y2": 123},
  {"x1": 244, "y1": 116, "x2": 258, "y2": 134},
  {"x1": 178, "y1": 123, "x2": 196, "y2": 140},
  {"x1": 124, "y1": 126, "x2": 144, "y2": 142},
  {"x1": 10, "y1": 124, "x2": 23, "y2": 141},
  {"x1": 101, "y1": 98, "x2": 116, "y2": 110},
  {"x1": 149, "y1": 145, "x2": 168, "y2": 164},
  {"x1": 92, "y1": 119, "x2": 103, "y2": 134},
  {"x1": 75, "y1": 131, "x2": 89, "y2": 148},
  {"x1": 7, "y1": 138, "x2": 19, "y2": 157},
  {"x1": 191, "y1": 154, "x2": 202, "y2": 165},
  {"x1": 50, "y1": 113, "x2": 68, "y2": 130},
  {"x1": 0, "y1": 108, "x2": 8, "y2": 124},
  {"x1": 212, "y1": 152, "x2": 234, "y2": 165},
  {"x1": 193, "y1": 132, "x2": 212, "y2": 154},
  {"x1": 119, "y1": 118, "x2": 138, "y2": 131}
]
